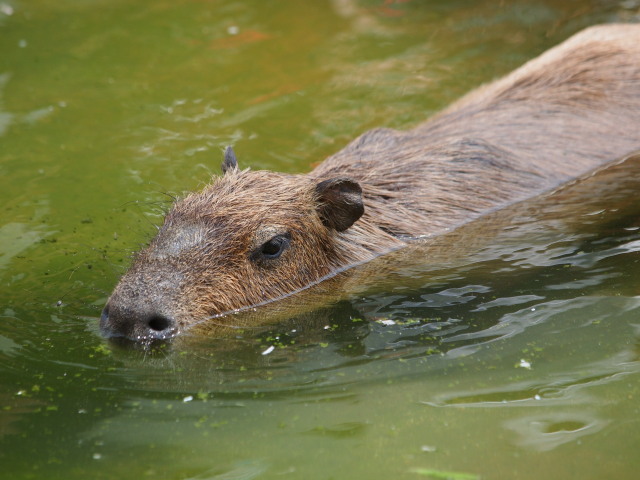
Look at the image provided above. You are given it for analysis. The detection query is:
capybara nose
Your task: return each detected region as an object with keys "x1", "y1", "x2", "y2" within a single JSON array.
[{"x1": 100, "y1": 301, "x2": 178, "y2": 341}]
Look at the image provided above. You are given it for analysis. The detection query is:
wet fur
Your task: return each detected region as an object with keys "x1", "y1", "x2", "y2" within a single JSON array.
[{"x1": 103, "y1": 24, "x2": 640, "y2": 340}]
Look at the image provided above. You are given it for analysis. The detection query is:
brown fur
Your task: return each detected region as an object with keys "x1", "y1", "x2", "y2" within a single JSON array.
[{"x1": 102, "y1": 24, "x2": 640, "y2": 341}]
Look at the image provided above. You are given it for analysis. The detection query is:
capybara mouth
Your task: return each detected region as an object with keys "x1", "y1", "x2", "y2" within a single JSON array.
[{"x1": 103, "y1": 332, "x2": 176, "y2": 353}]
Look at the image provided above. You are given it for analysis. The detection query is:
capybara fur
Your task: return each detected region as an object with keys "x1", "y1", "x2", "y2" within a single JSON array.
[{"x1": 102, "y1": 24, "x2": 640, "y2": 342}]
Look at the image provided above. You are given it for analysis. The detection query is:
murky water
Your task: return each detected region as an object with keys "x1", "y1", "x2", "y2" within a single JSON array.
[{"x1": 1, "y1": 1, "x2": 639, "y2": 479}]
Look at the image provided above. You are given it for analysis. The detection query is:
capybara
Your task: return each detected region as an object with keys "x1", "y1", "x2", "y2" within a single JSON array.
[{"x1": 101, "y1": 24, "x2": 640, "y2": 342}]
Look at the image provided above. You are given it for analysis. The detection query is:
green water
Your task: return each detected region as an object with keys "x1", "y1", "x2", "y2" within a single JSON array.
[{"x1": 1, "y1": 1, "x2": 640, "y2": 479}]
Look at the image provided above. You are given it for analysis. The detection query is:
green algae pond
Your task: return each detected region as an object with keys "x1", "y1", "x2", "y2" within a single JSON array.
[{"x1": 1, "y1": 1, "x2": 640, "y2": 479}]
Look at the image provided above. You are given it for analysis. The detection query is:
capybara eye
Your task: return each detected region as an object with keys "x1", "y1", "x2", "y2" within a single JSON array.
[{"x1": 258, "y1": 234, "x2": 290, "y2": 260}]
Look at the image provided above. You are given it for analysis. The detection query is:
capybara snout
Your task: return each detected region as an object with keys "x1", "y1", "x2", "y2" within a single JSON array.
[{"x1": 101, "y1": 24, "x2": 640, "y2": 341}]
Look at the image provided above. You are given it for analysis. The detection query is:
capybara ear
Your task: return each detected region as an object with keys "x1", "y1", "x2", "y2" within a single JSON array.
[
  {"x1": 222, "y1": 146, "x2": 239, "y2": 174},
  {"x1": 315, "y1": 178, "x2": 364, "y2": 232}
]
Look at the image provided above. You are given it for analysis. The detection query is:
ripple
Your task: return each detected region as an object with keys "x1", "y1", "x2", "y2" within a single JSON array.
[
  {"x1": 503, "y1": 412, "x2": 609, "y2": 452},
  {"x1": 184, "y1": 459, "x2": 267, "y2": 480}
]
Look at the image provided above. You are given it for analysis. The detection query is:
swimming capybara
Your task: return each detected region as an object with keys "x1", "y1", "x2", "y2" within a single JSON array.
[{"x1": 101, "y1": 24, "x2": 640, "y2": 342}]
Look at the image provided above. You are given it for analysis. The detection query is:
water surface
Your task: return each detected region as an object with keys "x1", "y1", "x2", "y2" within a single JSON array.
[{"x1": 1, "y1": 1, "x2": 639, "y2": 479}]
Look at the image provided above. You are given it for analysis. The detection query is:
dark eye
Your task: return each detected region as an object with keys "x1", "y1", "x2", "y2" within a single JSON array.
[{"x1": 254, "y1": 234, "x2": 290, "y2": 261}]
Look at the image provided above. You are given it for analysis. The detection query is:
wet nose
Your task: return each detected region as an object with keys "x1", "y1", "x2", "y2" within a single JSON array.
[{"x1": 100, "y1": 301, "x2": 178, "y2": 341}]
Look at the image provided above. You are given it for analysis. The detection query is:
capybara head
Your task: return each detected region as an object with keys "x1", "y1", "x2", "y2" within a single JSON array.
[{"x1": 100, "y1": 148, "x2": 365, "y2": 341}]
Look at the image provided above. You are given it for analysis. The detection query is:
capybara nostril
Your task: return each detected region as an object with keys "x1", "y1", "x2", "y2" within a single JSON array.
[{"x1": 147, "y1": 314, "x2": 175, "y2": 333}]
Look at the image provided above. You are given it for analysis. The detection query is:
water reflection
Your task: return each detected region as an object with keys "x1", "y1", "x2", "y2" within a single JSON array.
[
  {"x1": 183, "y1": 460, "x2": 267, "y2": 480},
  {"x1": 504, "y1": 412, "x2": 610, "y2": 452},
  {"x1": 0, "y1": 222, "x2": 51, "y2": 271},
  {"x1": 0, "y1": 72, "x2": 61, "y2": 137}
]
